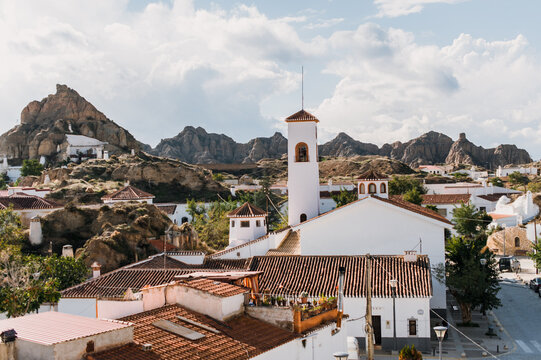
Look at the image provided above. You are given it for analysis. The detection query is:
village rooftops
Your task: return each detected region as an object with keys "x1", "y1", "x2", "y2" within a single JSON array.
[
  {"x1": 227, "y1": 202, "x2": 267, "y2": 218},
  {"x1": 85, "y1": 304, "x2": 300, "y2": 360},
  {"x1": 356, "y1": 169, "x2": 388, "y2": 180},
  {"x1": 101, "y1": 185, "x2": 155, "y2": 201},
  {"x1": 155, "y1": 204, "x2": 177, "y2": 214},
  {"x1": 421, "y1": 194, "x2": 471, "y2": 205},
  {"x1": 0, "y1": 312, "x2": 131, "y2": 346},
  {"x1": 0, "y1": 193, "x2": 61, "y2": 210},
  {"x1": 285, "y1": 109, "x2": 319, "y2": 123},
  {"x1": 249, "y1": 255, "x2": 432, "y2": 298},
  {"x1": 154, "y1": 278, "x2": 250, "y2": 298},
  {"x1": 477, "y1": 194, "x2": 510, "y2": 202}
]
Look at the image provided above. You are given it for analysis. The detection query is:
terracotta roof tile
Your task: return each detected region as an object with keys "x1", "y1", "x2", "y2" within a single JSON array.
[
  {"x1": 421, "y1": 194, "x2": 471, "y2": 205},
  {"x1": 0, "y1": 194, "x2": 61, "y2": 210},
  {"x1": 266, "y1": 230, "x2": 300, "y2": 255},
  {"x1": 477, "y1": 194, "x2": 510, "y2": 202},
  {"x1": 148, "y1": 239, "x2": 180, "y2": 252},
  {"x1": 385, "y1": 196, "x2": 452, "y2": 224},
  {"x1": 179, "y1": 278, "x2": 249, "y2": 297},
  {"x1": 102, "y1": 185, "x2": 155, "y2": 201},
  {"x1": 249, "y1": 255, "x2": 432, "y2": 298},
  {"x1": 156, "y1": 204, "x2": 177, "y2": 215},
  {"x1": 357, "y1": 169, "x2": 388, "y2": 180},
  {"x1": 285, "y1": 109, "x2": 319, "y2": 122},
  {"x1": 227, "y1": 202, "x2": 267, "y2": 217},
  {"x1": 87, "y1": 343, "x2": 161, "y2": 360},
  {"x1": 90, "y1": 305, "x2": 299, "y2": 360}
]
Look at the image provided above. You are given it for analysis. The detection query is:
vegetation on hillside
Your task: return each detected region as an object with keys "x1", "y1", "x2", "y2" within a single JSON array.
[{"x1": 21, "y1": 159, "x2": 44, "y2": 177}]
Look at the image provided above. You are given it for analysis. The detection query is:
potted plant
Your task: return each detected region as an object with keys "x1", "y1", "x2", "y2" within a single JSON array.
[
  {"x1": 328, "y1": 296, "x2": 337, "y2": 309},
  {"x1": 399, "y1": 345, "x2": 422, "y2": 360},
  {"x1": 276, "y1": 296, "x2": 284, "y2": 306},
  {"x1": 312, "y1": 299, "x2": 318, "y2": 306},
  {"x1": 270, "y1": 296, "x2": 276, "y2": 306},
  {"x1": 300, "y1": 291, "x2": 308, "y2": 304},
  {"x1": 289, "y1": 300, "x2": 295, "y2": 307}
]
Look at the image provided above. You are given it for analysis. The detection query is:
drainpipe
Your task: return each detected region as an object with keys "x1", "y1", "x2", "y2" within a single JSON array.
[{"x1": 332, "y1": 266, "x2": 346, "y2": 336}]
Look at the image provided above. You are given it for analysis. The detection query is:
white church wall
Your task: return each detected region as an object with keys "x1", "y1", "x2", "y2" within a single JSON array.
[{"x1": 228, "y1": 216, "x2": 267, "y2": 247}]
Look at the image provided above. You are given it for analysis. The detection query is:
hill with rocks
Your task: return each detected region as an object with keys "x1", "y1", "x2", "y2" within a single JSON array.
[{"x1": 0, "y1": 84, "x2": 148, "y2": 162}]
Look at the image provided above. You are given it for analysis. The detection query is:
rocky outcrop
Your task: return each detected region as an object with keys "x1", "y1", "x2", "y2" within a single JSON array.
[
  {"x1": 445, "y1": 133, "x2": 532, "y2": 168},
  {"x1": 380, "y1": 131, "x2": 454, "y2": 167},
  {"x1": 0, "y1": 84, "x2": 147, "y2": 161},
  {"x1": 319, "y1": 132, "x2": 379, "y2": 157},
  {"x1": 151, "y1": 126, "x2": 287, "y2": 164}
]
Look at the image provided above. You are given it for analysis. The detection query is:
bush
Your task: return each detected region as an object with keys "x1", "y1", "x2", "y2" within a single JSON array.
[
  {"x1": 21, "y1": 159, "x2": 44, "y2": 177},
  {"x1": 399, "y1": 344, "x2": 422, "y2": 360}
]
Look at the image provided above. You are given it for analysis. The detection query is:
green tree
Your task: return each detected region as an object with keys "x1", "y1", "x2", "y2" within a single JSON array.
[
  {"x1": 0, "y1": 173, "x2": 9, "y2": 190},
  {"x1": 189, "y1": 200, "x2": 237, "y2": 250},
  {"x1": 528, "y1": 181, "x2": 541, "y2": 193},
  {"x1": 39, "y1": 255, "x2": 89, "y2": 291},
  {"x1": 0, "y1": 249, "x2": 60, "y2": 318},
  {"x1": 212, "y1": 172, "x2": 224, "y2": 182},
  {"x1": 489, "y1": 177, "x2": 503, "y2": 187},
  {"x1": 508, "y1": 171, "x2": 529, "y2": 190},
  {"x1": 439, "y1": 236, "x2": 501, "y2": 323},
  {"x1": 403, "y1": 187, "x2": 423, "y2": 205},
  {"x1": 452, "y1": 203, "x2": 492, "y2": 238},
  {"x1": 388, "y1": 176, "x2": 426, "y2": 196},
  {"x1": 529, "y1": 241, "x2": 541, "y2": 270},
  {"x1": 425, "y1": 204, "x2": 438, "y2": 212},
  {"x1": 331, "y1": 188, "x2": 357, "y2": 208},
  {"x1": 235, "y1": 177, "x2": 285, "y2": 229},
  {"x1": 0, "y1": 207, "x2": 24, "y2": 249},
  {"x1": 21, "y1": 159, "x2": 44, "y2": 177},
  {"x1": 399, "y1": 344, "x2": 423, "y2": 360}
]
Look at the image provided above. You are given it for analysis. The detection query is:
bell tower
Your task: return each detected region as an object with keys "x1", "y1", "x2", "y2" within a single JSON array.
[
  {"x1": 286, "y1": 109, "x2": 320, "y2": 226},
  {"x1": 357, "y1": 170, "x2": 389, "y2": 200}
]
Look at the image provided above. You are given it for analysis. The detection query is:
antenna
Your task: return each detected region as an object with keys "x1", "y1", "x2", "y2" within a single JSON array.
[{"x1": 301, "y1": 66, "x2": 304, "y2": 110}]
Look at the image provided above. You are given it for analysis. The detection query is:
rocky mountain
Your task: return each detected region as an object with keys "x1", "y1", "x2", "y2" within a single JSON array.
[
  {"x1": 444, "y1": 133, "x2": 532, "y2": 167},
  {"x1": 319, "y1": 132, "x2": 379, "y2": 157},
  {"x1": 0, "y1": 84, "x2": 146, "y2": 161},
  {"x1": 379, "y1": 131, "x2": 454, "y2": 166},
  {"x1": 151, "y1": 126, "x2": 287, "y2": 163}
]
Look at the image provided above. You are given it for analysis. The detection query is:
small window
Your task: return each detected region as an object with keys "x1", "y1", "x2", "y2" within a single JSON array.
[
  {"x1": 515, "y1": 237, "x2": 520, "y2": 247},
  {"x1": 256, "y1": 220, "x2": 261, "y2": 227},
  {"x1": 368, "y1": 183, "x2": 377, "y2": 194},
  {"x1": 300, "y1": 213, "x2": 307, "y2": 222},
  {"x1": 408, "y1": 319, "x2": 417, "y2": 336},
  {"x1": 86, "y1": 341, "x2": 95, "y2": 353},
  {"x1": 359, "y1": 183, "x2": 365, "y2": 194},
  {"x1": 437, "y1": 208, "x2": 448, "y2": 217},
  {"x1": 295, "y1": 143, "x2": 309, "y2": 162},
  {"x1": 241, "y1": 221, "x2": 250, "y2": 228},
  {"x1": 181, "y1": 217, "x2": 188, "y2": 224},
  {"x1": 231, "y1": 220, "x2": 235, "y2": 227},
  {"x1": 380, "y1": 183, "x2": 386, "y2": 193}
]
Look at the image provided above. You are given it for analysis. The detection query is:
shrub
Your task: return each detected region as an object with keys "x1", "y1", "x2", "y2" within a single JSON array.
[{"x1": 399, "y1": 344, "x2": 422, "y2": 360}]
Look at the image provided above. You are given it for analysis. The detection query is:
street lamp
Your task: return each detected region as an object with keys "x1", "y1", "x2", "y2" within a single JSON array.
[
  {"x1": 333, "y1": 351, "x2": 349, "y2": 360},
  {"x1": 389, "y1": 279, "x2": 398, "y2": 352},
  {"x1": 433, "y1": 326, "x2": 447, "y2": 360}
]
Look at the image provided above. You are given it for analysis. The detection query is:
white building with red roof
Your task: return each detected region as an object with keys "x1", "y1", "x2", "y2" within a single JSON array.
[
  {"x1": 227, "y1": 202, "x2": 268, "y2": 248},
  {"x1": 101, "y1": 185, "x2": 155, "y2": 205}
]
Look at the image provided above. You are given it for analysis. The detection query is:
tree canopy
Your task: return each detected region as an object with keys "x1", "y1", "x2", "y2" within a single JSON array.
[
  {"x1": 402, "y1": 187, "x2": 423, "y2": 205},
  {"x1": 452, "y1": 203, "x2": 492, "y2": 239},
  {"x1": 0, "y1": 207, "x2": 24, "y2": 249},
  {"x1": 331, "y1": 188, "x2": 357, "y2": 208},
  {"x1": 21, "y1": 159, "x2": 44, "y2": 177},
  {"x1": 388, "y1": 176, "x2": 426, "y2": 196}
]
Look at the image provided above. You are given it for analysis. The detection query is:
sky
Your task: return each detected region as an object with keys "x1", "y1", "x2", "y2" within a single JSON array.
[{"x1": 1, "y1": 0, "x2": 541, "y2": 158}]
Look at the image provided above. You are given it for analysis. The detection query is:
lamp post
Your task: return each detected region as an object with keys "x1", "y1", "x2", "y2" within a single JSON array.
[
  {"x1": 333, "y1": 351, "x2": 349, "y2": 360},
  {"x1": 433, "y1": 326, "x2": 447, "y2": 360},
  {"x1": 389, "y1": 279, "x2": 398, "y2": 352}
]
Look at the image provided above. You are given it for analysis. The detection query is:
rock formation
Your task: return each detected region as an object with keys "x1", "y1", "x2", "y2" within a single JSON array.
[
  {"x1": 319, "y1": 132, "x2": 379, "y2": 157},
  {"x1": 0, "y1": 84, "x2": 147, "y2": 161}
]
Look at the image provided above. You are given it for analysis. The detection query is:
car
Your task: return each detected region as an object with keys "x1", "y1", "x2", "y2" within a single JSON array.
[
  {"x1": 530, "y1": 278, "x2": 541, "y2": 292},
  {"x1": 498, "y1": 256, "x2": 521, "y2": 272}
]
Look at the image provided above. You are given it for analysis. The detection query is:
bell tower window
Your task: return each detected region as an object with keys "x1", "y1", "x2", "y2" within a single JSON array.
[
  {"x1": 295, "y1": 143, "x2": 309, "y2": 162},
  {"x1": 368, "y1": 183, "x2": 377, "y2": 194},
  {"x1": 380, "y1": 183, "x2": 387, "y2": 193},
  {"x1": 359, "y1": 183, "x2": 365, "y2": 194}
]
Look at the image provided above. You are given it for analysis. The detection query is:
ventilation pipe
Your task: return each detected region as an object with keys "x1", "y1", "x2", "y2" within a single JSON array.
[
  {"x1": 332, "y1": 266, "x2": 345, "y2": 336},
  {"x1": 91, "y1": 262, "x2": 101, "y2": 279}
]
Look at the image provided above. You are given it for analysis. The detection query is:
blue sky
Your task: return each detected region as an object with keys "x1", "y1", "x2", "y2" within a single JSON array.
[{"x1": 1, "y1": 0, "x2": 541, "y2": 158}]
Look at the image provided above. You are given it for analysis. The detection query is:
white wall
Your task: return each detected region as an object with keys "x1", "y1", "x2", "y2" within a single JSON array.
[
  {"x1": 287, "y1": 121, "x2": 320, "y2": 226},
  {"x1": 496, "y1": 166, "x2": 537, "y2": 177},
  {"x1": 103, "y1": 198, "x2": 153, "y2": 205},
  {"x1": 212, "y1": 230, "x2": 290, "y2": 259},
  {"x1": 229, "y1": 216, "x2": 267, "y2": 247},
  {"x1": 97, "y1": 300, "x2": 144, "y2": 319},
  {"x1": 294, "y1": 197, "x2": 447, "y2": 310},
  {"x1": 58, "y1": 298, "x2": 97, "y2": 318}
]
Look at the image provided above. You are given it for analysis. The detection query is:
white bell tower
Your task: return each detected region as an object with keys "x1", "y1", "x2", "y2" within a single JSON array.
[
  {"x1": 286, "y1": 109, "x2": 320, "y2": 226},
  {"x1": 357, "y1": 170, "x2": 389, "y2": 200}
]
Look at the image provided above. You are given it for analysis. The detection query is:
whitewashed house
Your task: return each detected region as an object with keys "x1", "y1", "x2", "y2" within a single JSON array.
[
  {"x1": 424, "y1": 181, "x2": 520, "y2": 197},
  {"x1": 227, "y1": 202, "x2": 267, "y2": 248},
  {"x1": 64, "y1": 134, "x2": 108, "y2": 162},
  {"x1": 489, "y1": 191, "x2": 539, "y2": 227},
  {"x1": 496, "y1": 165, "x2": 537, "y2": 177},
  {"x1": 101, "y1": 185, "x2": 155, "y2": 205},
  {"x1": 451, "y1": 166, "x2": 488, "y2": 181},
  {"x1": 0, "y1": 193, "x2": 62, "y2": 227},
  {"x1": 419, "y1": 165, "x2": 452, "y2": 176},
  {"x1": 0, "y1": 156, "x2": 22, "y2": 182}
]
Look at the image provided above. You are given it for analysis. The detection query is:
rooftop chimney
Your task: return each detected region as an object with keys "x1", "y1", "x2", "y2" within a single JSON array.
[
  {"x1": 404, "y1": 250, "x2": 418, "y2": 262},
  {"x1": 91, "y1": 262, "x2": 101, "y2": 279},
  {"x1": 62, "y1": 244, "x2": 74, "y2": 258}
]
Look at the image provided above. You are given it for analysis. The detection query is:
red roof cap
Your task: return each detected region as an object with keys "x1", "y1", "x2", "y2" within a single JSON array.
[
  {"x1": 357, "y1": 169, "x2": 388, "y2": 180},
  {"x1": 228, "y1": 202, "x2": 267, "y2": 217},
  {"x1": 101, "y1": 185, "x2": 155, "y2": 200},
  {"x1": 285, "y1": 109, "x2": 319, "y2": 123}
]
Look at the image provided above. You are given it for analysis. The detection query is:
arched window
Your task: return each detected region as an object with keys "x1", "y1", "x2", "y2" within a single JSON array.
[
  {"x1": 380, "y1": 183, "x2": 386, "y2": 193},
  {"x1": 181, "y1": 217, "x2": 188, "y2": 224},
  {"x1": 359, "y1": 183, "x2": 365, "y2": 194},
  {"x1": 515, "y1": 237, "x2": 520, "y2": 247},
  {"x1": 295, "y1": 143, "x2": 309, "y2": 162},
  {"x1": 368, "y1": 183, "x2": 377, "y2": 194},
  {"x1": 300, "y1": 213, "x2": 307, "y2": 222}
]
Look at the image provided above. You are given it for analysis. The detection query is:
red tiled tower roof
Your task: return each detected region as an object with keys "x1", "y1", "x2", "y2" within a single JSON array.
[
  {"x1": 101, "y1": 185, "x2": 155, "y2": 201},
  {"x1": 357, "y1": 169, "x2": 388, "y2": 180},
  {"x1": 285, "y1": 109, "x2": 319, "y2": 123},
  {"x1": 227, "y1": 202, "x2": 267, "y2": 218}
]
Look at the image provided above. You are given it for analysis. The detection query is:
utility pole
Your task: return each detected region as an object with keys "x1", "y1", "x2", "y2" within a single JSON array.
[
  {"x1": 365, "y1": 254, "x2": 374, "y2": 360},
  {"x1": 535, "y1": 219, "x2": 539, "y2": 274}
]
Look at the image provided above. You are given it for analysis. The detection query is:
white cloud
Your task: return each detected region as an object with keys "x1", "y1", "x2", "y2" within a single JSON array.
[{"x1": 373, "y1": 0, "x2": 468, "y2": 18}]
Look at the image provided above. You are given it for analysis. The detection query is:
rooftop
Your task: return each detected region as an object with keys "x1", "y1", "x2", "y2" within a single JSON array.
[
  {"x1": 421, "y1": 194, "x2": 471, "y2": 205},
  {"x1": 0, "y1": 193, "x2": 61, "y2": 210},
  {"x1": 477, "y1": 194, "x2": 510, "y2": 202},
  {"x1": 155, "y1": 204, "x2": 177, "y2": 215},
  {"x1": 174, "y1": 278, "x2": 249, "y2": 297},
  {"x1": 87, "y1": 304, "x2": 299, "y2": 360},
  {"x1": 248, "y1": 255, "x2": 432, "y2": 298},
  {"x1": 285, "y1": 109, "x2": 319, "y2": 123},
  {"x1": 66, "y1": 134, "x2": 108, "y2": 146},
  {"x1": 0, "y1": 312, "x2": 130, "y2": 346},
  {"x1": 101, "y1": 185, "x2": 155, "y2": 201},
  {"x1": 227, "y1": 202, "x2": 267, "y2": 218},
  {"x1": 357, "y1": 169, "x2": 388, "y2": 180}
]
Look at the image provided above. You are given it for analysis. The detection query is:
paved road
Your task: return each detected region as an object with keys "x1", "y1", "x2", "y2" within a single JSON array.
[{"x1": 494, "y1": 279, "x2": 541, "y2": 360}]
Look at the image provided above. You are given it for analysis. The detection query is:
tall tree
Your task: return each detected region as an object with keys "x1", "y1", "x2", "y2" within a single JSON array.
[
  {"x1": 21, "y1": 159, "x2": 44, "y2": 177},
  {"x1": 0, "y1": 207, "x2": 24, "y2": 249},
  {"x1": 235, "y1": 177, "x2": 285, "y2": 229},
  {"x1": 388, "y1": 176, "x2": 426, "y2": 196},
  {"x1": 403, "y1": 187, "x2": 423, "y2": 205},
  {"x1": 331, "y1": 188, "x2": 357, "y2": 208},
  {"x1": 452, "y1": 203, "x2": 492, "y2": 238}
]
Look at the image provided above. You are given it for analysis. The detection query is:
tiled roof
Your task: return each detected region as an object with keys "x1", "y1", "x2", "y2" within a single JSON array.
[
  {"x1": 266, "y1": 230, "x2": 300, "y2": 255},
  {"x1": 385, "y1": 196, "x2": 452, "y2": 224},
  {"x1": 0, "y1": 312, "x2": 131, "y2": 346},
  {"x1": 207, "y1": 227, "x2": 291, "y2": 259},
  {"x1": 421, "y1": 194, "x2": 471, "y2": 205},
  {"x1": 248, "y1": 255, "x2": 432, "y2": 298},
  {"x1": 285, "y1": 109, "x2": 320, "y2": 122},
  {"x1": 102, "y1": 185, "x2": 155, "y2": 200},
  {"x1": 227, "y1": 202, "x2": 267, "y2": 217},
  {"x1": 357, "y1": 169, "x2": 387, "y2": 180},
  {"x1": 155, "y1": 204, "x2": 177, "y2": 215},
  {"x1": 148, "y1": 239, "x2": 180, "y2": 252},
  {"x1": 178, "y1": 278, "x2": 249, "y2": 297},
  {"x1": 62, "y1": 255, "x2": 249, "y2": 299},
  {"x1": 90, "y1": 305, "x2": 299, "y2": 360},
  {"x1": 87, "y1": 343, "x2": 161, "y2": 360},
  {"x1": 0, "y1": 194, "x2": 61, "y2": 210},
  {"x1": 477, "y1": 194, "x2": 510, "y2": 202}
]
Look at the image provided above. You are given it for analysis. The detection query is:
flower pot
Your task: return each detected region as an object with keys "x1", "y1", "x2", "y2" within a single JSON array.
[{"x1": 301, "y1": 297, "x2": 308, "y2": 304}]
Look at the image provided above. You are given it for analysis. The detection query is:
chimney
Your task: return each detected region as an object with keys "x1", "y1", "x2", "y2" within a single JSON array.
[
  {"x1": 62, "y1": 245, "x2": 74, "y2": 258},
  {"x1": 142, "y1": 344, "x2": 152, "y2": 352},
  {"x1": 131, "y1": 149, "x2": 135, "y2": 156},
  {"x1": 91, "y1": 262, "x2": 101, "y2": 278},
  {"x1": 404, "y1": 250, "x2": 418, "y2": 262},
  {"x1": 0, "y1": 329, "x2": 17, "y2": 360},
  {"x1": 29, "y1": 216, "x2": 43, "y2": 245}
]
